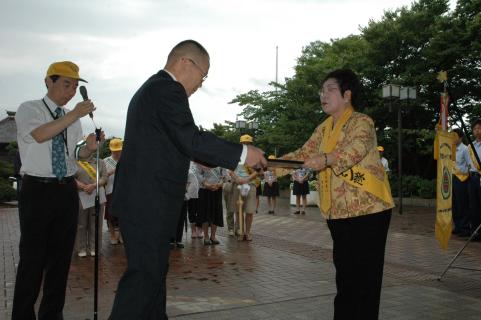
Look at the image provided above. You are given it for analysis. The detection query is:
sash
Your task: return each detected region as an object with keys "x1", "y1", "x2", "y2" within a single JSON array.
[
  {"x1": 78, "y1": 160, "x2": 97, "y2": 181},
  {"x1": 468, "y1": 145, "x2": 481, "y2": 173},
  {"x1": 319, "y1": 106, "x2": 392, "y2": 212}
]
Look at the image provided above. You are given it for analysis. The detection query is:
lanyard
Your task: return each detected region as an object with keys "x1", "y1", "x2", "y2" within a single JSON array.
[{"x1": 42, "y1": 99, "x2": 69, "y2": 156}]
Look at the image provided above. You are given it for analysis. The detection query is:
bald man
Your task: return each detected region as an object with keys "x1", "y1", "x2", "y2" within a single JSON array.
[{"x1": 109, "y1": 40, "x2": 266, "y2": 319}]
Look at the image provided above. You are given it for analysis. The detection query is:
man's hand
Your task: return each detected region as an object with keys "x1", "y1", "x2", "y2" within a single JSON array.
[
  {"x1": 245, "y1": 145, "x2": 267, "y2": 169},
  {"x1": 73, "y1": 100, "x2": 96, "y2": 119}
]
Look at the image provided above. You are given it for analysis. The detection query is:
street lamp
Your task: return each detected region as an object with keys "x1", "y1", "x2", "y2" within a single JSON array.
[
  {"x1": 382, "y1": 84, "x2": 402, "y2": 214},
  {"x1": 235, "y1": 114, "x2": 258, "y2": 135},
  {"x1": 382, "y1": 85, "x2": 417, "y2": 215}
]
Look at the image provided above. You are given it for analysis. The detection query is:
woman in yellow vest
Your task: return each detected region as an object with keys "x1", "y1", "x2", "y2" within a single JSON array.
[{"x1": 281, "y1": 69, "x2": 394, "y2": 320}]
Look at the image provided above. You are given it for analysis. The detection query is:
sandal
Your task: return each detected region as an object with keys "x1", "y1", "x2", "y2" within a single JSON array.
[
  {"x1": 210, "y1": 238, "x2": 220, "y2": 245},
  {"x1": 245, "y1": 234, "x2": 253, "y2": 241}
]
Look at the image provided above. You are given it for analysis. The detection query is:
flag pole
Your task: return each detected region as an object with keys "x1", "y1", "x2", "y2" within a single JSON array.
[{"x1": 438, "y1": 74, "x2": 481, "y2": 280}]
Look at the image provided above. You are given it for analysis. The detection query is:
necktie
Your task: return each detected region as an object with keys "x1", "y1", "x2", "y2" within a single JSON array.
[{"x1": 52, "y1": 107, "x2": 67, "y2": 179}]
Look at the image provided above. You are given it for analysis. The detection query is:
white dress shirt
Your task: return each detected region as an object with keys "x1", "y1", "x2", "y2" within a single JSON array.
[
  {"x1": 456, "y1": 143, "x2": 470, "y2": 174},
  {"x1": 15, "y1": 95, "x2": 83, "y2": 178}
]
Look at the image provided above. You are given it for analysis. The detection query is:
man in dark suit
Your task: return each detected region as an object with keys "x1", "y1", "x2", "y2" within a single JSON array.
[{"x1": 109, "y1": 40, "x2": 266, "y2": 319}]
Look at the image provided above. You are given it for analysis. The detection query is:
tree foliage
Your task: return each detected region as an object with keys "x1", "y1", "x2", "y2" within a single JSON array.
[{"x1": 221, "y1": 0, "x2": 480, "y2": 179}]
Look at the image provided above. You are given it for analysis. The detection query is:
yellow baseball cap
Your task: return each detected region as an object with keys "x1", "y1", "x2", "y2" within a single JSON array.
[
  {"x1": 377, "y1": 146, "x2": 384, "y2": 152},
  {"x1": 109, "y1": 138, "x2": 123, "y2": 151},
  {"x1": 240, "y1": 134, "x2": 253, "y2": 143},
  {"x1": 46, "y1": 61, "x2": 87, "y2": 82}
]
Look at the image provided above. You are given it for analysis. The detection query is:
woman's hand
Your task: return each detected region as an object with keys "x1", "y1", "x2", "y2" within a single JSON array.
[
  {"x1": 303, "y1": 153, "x2": 336, "y2": 171},
  {"x1": 303, "y1": 155, "x2": 326, "y2": 171}
]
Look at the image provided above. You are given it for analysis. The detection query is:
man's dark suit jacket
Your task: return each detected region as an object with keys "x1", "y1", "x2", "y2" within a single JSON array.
[{"x1": 111, "y1": 70, "x2": 242, "y2": 232}]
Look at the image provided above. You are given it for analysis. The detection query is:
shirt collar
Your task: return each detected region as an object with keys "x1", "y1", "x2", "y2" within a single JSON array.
[
  {"x1": 43, "y1": 95, "x2": 60, "y2": 113},
  {"x1": 163, "y1": 69, "x2": 177, "y2": 81}
]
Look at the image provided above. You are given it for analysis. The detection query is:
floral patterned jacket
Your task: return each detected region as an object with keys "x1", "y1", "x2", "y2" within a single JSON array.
[{"x1": 283, "y1": 112, "x2": 394, "y2": 220}]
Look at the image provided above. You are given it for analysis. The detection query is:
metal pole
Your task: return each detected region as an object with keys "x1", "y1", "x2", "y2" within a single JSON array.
[
  {"x1": 398, "y1": 102, "x2": 403, "y2": 215},
  {"x1": 275, "y1": 45, "x2": 278, "y2": 86}
]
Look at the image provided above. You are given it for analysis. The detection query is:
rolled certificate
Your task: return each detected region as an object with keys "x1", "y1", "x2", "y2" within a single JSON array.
[{"x1": 266, "y1": 159, "x2": 304, "y2": 169}]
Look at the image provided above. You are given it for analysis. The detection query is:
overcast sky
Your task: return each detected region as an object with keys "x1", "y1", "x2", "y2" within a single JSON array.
[{"x1": 0, "y1": 0, "x2": 456, "y2": 138}]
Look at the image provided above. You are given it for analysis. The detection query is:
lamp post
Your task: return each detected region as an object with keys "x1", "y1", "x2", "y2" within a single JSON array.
[
  {"x1": 235, "y1": 114, "x2": 258, "y2": 136},
  {"x1": 382, "y1": 85, "x2": 401, "y2": 214},
  {"x1": 382, "y1": 85, "x2": 416, "y2": 215}
]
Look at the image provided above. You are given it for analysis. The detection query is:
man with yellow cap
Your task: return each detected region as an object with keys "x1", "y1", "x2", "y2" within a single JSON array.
[
  {"x1": 104, "y1": 138, "x2": 123, "y2": 244},
  {"x1": 230, "y1": 134, "x2": 259, "y2": 241},
  {"x1": 13, "y1": 61, "x2": 101, "y2": 320}
]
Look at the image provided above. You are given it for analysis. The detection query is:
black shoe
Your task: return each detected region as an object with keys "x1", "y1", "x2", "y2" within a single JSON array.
[
  {"x1": 176, "y1": 242, "x2": 184, "y2": 248},
  {"x1": 169, "y1": 242, "x2": 176, "y2": 249},
  {"x1": 203, "y1": 239, "x2": 212, "y2": 246},
  {"x1": 294, "y1": 211, "x2": 300, "y2": 215},
  {"x1": 210, "y1": 238, "x2": 220, "y2": 245},
  {"x1": 300, "y1": 211, "x2": 305, "y2": 215}
]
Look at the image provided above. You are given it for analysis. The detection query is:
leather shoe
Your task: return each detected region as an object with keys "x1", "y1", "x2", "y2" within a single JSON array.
[{"x1": 176, "y1": 242, "x2": 184, "y2": 248}]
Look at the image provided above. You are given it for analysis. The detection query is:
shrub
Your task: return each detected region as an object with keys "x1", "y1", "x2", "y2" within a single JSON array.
[{"x1": 0, "y1": 178, "x2": 16, "y2": 201}]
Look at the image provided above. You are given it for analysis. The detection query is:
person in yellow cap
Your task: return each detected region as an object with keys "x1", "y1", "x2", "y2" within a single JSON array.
[
  {"x1": 229, "y1": 135, "x2": 259, "y2": 241},
  {"x1": 262, "y1": 155, "x2": 280, "y2": 214},
  {"x1": 12, "y1": 61, "x2": 103, "y2": 319},
  {"x1": 377, "y1": 146, "x2": 390, "y2": 172},
  {"x1": 104, "y1": 138, "x2": 123, "y2": 245},
  {"x1": 109, "y1": 40, "x2": 267, "y2": 319},
  {"x1": 279, "y1": 69, "x2": 393, "y2": 319}
]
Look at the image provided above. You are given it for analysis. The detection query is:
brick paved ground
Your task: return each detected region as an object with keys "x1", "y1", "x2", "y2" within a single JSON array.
[{"x1": 1, "y1": 196, "x2": 481, "y2": 320}]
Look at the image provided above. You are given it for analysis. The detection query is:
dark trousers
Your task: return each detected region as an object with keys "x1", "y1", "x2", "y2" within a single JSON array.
[
  {"x1": 187, "y1": 198, "x2": 200, "y2": 226},
  {"x1": 452, "y1": 175, "x2": 470, "y2": 233},
  {"x1": 110, "y1": 215, "x2": 178, "y2": 320},
  {"x1": 171, "y1": 201, "x2": 187, "y2": 243},
  {"x1": 327, "y1": 210, "x2": 391, "y2": 320},
  {"x1": 12, "y1": 176, "x2": 79, "y2": 320},
  {"x1": 468, "y1": 173, "x2": 481, "y2": 233}
]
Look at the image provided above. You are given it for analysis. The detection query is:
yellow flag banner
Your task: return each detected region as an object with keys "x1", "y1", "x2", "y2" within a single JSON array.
[{"x1": 434, "y1": 130, "x2": 456, "y2": 249}]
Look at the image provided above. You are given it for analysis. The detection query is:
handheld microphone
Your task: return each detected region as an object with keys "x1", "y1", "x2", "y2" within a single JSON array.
[{"x1": 79, "y1": 86, "x2": 93, "y2": 119}]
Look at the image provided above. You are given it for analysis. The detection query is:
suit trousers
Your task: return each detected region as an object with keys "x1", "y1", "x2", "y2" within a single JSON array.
[
  {"x1": 109, "y1": 217, "x2": 175, "y2": 320},
  {"x1": 12, "y1": 176, "x2": 79, "y2": 320},
  {"x1": 327, "y1": 210, "x2": 391, "y2": 320},
  {"x1": 171, "y1": 201, "x2": 187, "y2": 243},
  {"x1": 452, "y1": 175, "x2": 470, "y2": 233},
  {"x1": 468, "y1": 173, "x2": 481, "y2": 233}
]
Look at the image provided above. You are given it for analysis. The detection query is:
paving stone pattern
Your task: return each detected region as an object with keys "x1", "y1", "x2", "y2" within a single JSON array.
[{"x1": 1, "y1": 198, "x2": 481, "y2": 320}]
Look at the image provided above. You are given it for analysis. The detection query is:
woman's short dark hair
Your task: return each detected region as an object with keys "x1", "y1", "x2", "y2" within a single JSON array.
[{"x1": 322, "y1": 69, "x2": 362, "y2": 109}]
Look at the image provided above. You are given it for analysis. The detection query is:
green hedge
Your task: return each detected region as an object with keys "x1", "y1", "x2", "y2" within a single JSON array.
[
  {"x1": 0, "y1": 160, "x2": 17, "y2": 201},
  {"x1": 389, "y1": 175, "x2": 436, "y2": 199}
]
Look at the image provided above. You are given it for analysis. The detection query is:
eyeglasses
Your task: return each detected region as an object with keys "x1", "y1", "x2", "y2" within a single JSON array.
[
  {"x1": 187, "y1": 58, "x2": 208, "y2": 82},
  {"x1": 319, "y1": 86, "x2": 340, "y2": 97}
]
